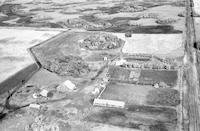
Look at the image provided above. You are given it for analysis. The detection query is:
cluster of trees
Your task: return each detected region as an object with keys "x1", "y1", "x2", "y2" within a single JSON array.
[
  {"x1": 80, "y1": 33, "x2": 124, "y2": 50},
  {"x1": 42, "y1": 55, "x2": 90, "y2": 77},
  {"x1": 138, "y1": 13, "x2": 159, "y2": 19},
  {"x1": 62, "y1": 18, "x2": 111, "y2": 30},
  {"x1": 120, "y1": 63, "x2": 175, "y2": 70},
  {"x1": 119, "y1": 5, "x2": 147, "y2": 12},
  {"x1": 156, "y1": 18, "x2": 177, "y2": 25}
]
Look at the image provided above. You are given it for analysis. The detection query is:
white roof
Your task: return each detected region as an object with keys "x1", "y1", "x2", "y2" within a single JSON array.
[
  {"x1": 62, "y1": 80, "x2": 76, "y2": 90},
  {"x1": 94, "y1": 99, "x2": 125, "y2": 108},
  {"x1": 115, "y1": 59, "x2": 127, "y2": 66}
]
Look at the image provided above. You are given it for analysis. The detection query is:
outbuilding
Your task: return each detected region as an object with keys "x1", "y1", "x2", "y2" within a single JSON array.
[{"x1": 57, "y1": 80, "x2": 76, "y2": 92}]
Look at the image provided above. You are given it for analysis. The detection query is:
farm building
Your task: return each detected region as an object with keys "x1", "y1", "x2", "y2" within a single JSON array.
[
  {"x1": 57, "y1": 80, "x2": 76, "y2": 92},
  {"x1": 93, "y1": 99, "x2": 125, "y2": 108}
]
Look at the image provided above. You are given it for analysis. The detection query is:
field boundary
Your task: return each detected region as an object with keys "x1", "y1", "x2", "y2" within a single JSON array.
[
  {"x1": 28, "y1": 30, "x2": 67, "y2": 67},
  {"x1": 0, "y1": 29, "x2": 68, "y2": 95},
  {"x1": 0, "y1": 63, "x2": 39, "y2": 95}
]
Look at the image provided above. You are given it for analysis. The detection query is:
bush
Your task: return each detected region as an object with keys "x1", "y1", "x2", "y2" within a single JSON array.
[{"x1": 178, "y1": 12, "x2": 185, "y2": 17}]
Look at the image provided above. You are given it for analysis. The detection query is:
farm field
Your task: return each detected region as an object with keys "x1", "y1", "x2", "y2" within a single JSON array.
[
  {"x1": 99, "y1": 82, "x2": 154, "y2": 105},
  {"x1": 139, "y1": 70, "x2": 178, "y2": 86},
  {"x1": 108, "y1": 66, "x2": 178, "y2": 86},
  {"x1": 108, "y1": 66, "x2": 131, "y2": 81},
  {"x1": 122, "y1": 34, "x2": 184, "y2": 58},
  {"x1": 0, "y1": 28, "x2": 61, "y2": 87},
  {"x1": 86, "y1": 105, "x2": 178, "y2": 131},
  {"x1": 99, "y1": 81, "x2": 180, "y2": 106}
]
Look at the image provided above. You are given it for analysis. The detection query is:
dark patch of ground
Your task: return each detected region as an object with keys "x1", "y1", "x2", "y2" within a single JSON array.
[
  {"x1": 0, "y1": 4, "x2": 64, "y2": 28},
  {"x1": 96, "y1": 2, "x2": 162, "y2": 15},
  {"x1": 139, "y1": 70, "x2": 178, "y2": 86},
  {"x1": 0, "y1": 4, "x2": 21, "y2": 16},
  {"x1": 85, "y1": 109, "x2": 141, "y2": 129},
  {"x1": 149, "y1": 122, "x2": 168, "y2": 131},
  {"x1": 146, "y1": 88, "x2": 180, "y2": 106},
  {"x1": 86, "y1": 107, "x2": 177, "y2": 130},
  {"x1": 124, "y1": 57, "x2": 151, "y2": 62},
  {"x1": 108, "y1": 66, "x2": 130, "y2": 81},
  {"x1": 97, "y1": 6, "x2": 122, "y2": 14},
  {"x1": 96, "y1": 25, "x2": 182, "y2": 34},
  {"x1": 0, "y1": 113, "x2": 7, "y2": 121},
  {"x1": 127, "y1": 105, "x2": 177, "y2": 123},
  {"x1": 107, "y1": 17, "x2": 140, "y2": 23},
  {"x1": 16, "y1": 16, "x2": 33, "y2": 24},
  {"x1": 0, "y1": 63, "x2": 39, "y2": 95}
]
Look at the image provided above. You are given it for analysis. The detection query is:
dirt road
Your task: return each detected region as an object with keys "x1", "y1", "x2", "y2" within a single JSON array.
[{"x1": 184, "y1": 0, "x2": 200, "y2": 131}]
